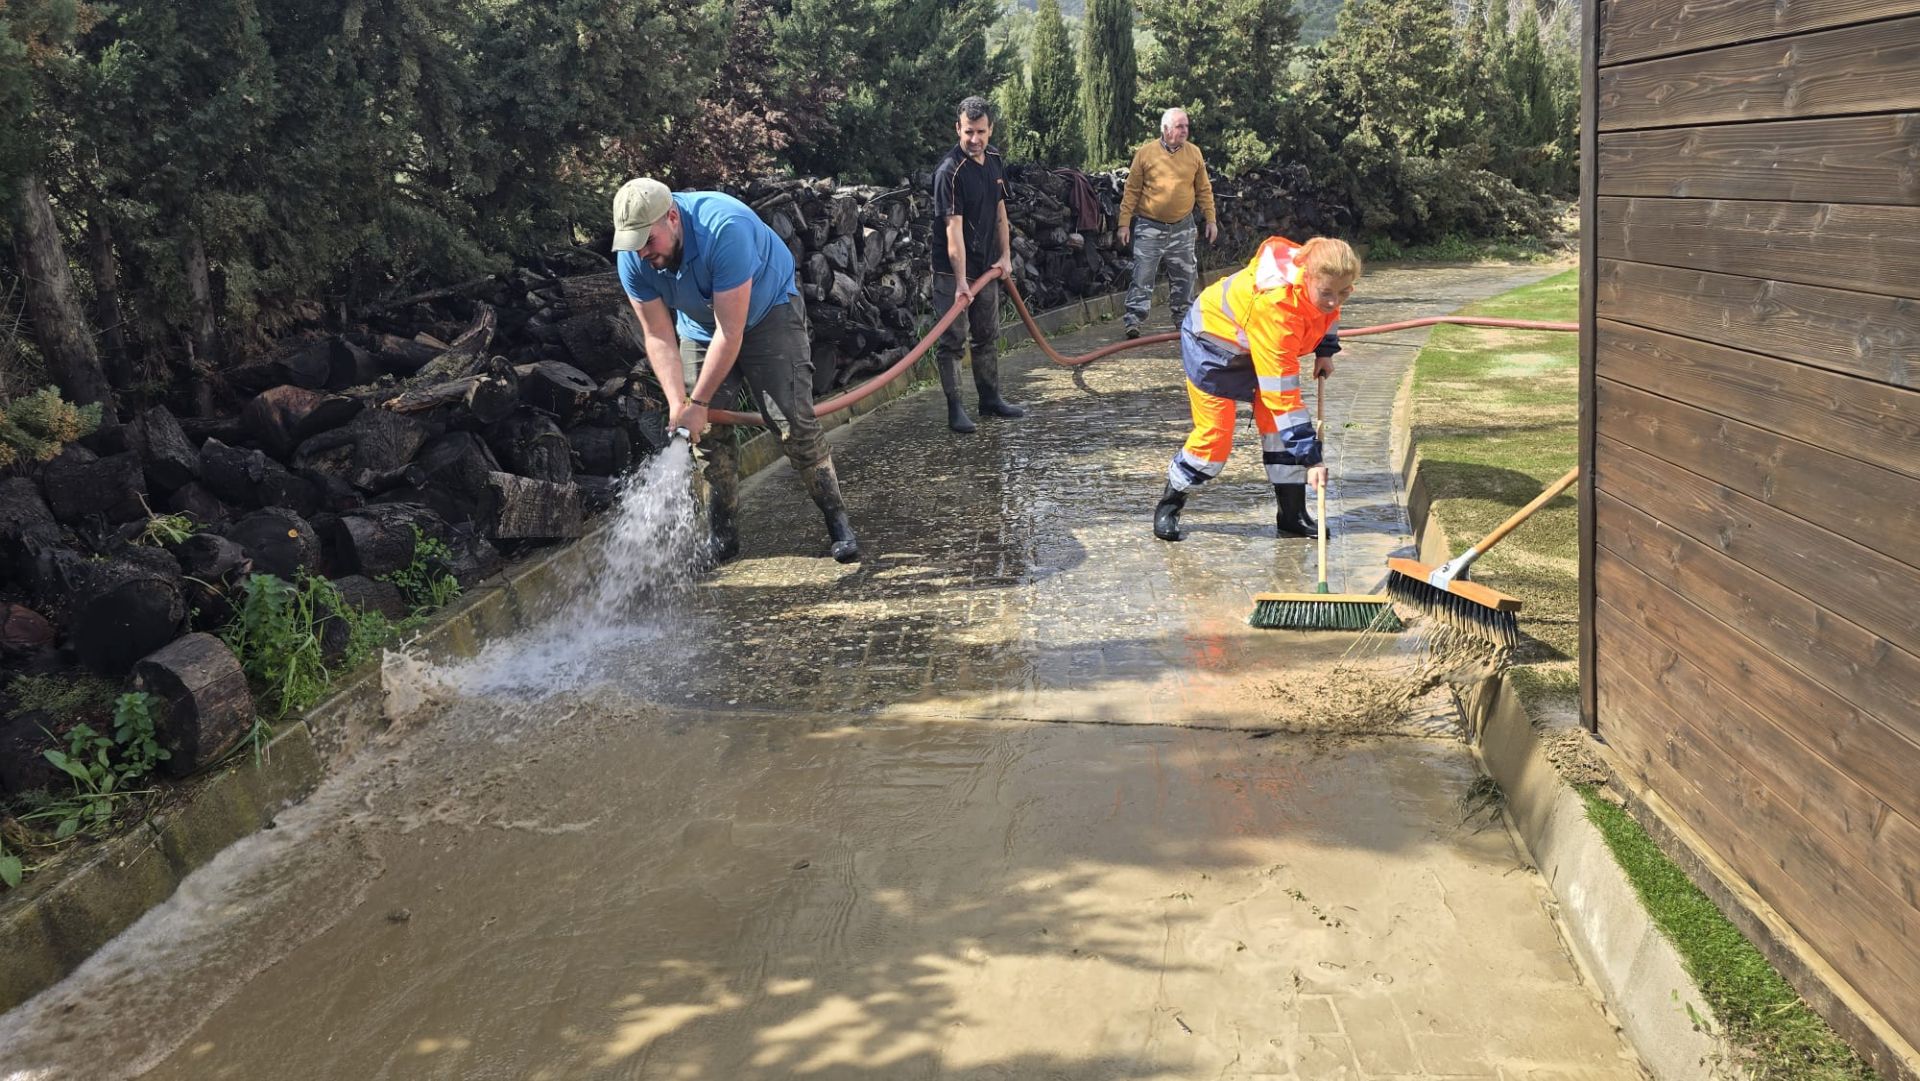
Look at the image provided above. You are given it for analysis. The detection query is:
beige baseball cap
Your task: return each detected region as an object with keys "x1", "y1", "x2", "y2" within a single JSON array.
[{"x1": 611, "y1": 178, "x2": 673, "y2": 251}]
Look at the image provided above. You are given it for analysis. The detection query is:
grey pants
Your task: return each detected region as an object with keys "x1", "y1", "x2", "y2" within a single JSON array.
[
  {"x1": 1124, "y1": 214, "x2": 1198, "y2": 328},
  {"x1": 930, "y1": 272, "x2": 1004, "y2": 402},
  {"x1": 678, "y1": 300, "x2": 828, "y2": 505}
]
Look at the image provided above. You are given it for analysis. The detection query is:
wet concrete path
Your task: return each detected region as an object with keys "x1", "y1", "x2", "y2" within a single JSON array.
[{"x1": 1, "y1": 262, "x2": 1643, "y2": 1081}]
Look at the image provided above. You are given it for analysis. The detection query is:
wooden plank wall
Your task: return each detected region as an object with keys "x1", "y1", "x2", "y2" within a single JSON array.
[{"x1": 1583, "y1": 0, "x2": 1920, "y2": 1061}]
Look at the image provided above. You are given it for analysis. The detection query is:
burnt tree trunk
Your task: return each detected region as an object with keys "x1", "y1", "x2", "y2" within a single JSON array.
[
  {"x1": 241, "y1": 385, "x2": 362, "y2": 458},
  {"x1": 0, "y1": 477, "x2": 66, "y2": 562},
  {"x1": 517, "y1": 360, "x2": 598, "y2": 424},
  {"x1": 489, "y1": 412, "x2": 573, "y2": 484},
  {"x1": 372, "y1": 334, "x2": 440, "y2": 375},
  {"x1": 407, "y1": 304, "x2": 498, "y2": 384},
  {"x1": 9, "y1": 174, "x2": 116, "y2": 415},
  {"x1": 223, "y1": 508, "x2": 322, "y2": 580},
  {"x1": 130, "y1": 633, "x2": 254, "y2": 777},
  {"x1": 383, "y1": 359, "x2": 518, "y2": 428},
  {"x1": 0, "y1": 601, "x2": 56, "y2": 656},
  {"x1": 330, "y1": 574, "x2": 409, "y2": 621},
  {"x1": 42, "y1": 446, "x2": 148, "y2": 525},
  {"x1": 566, "y1": 425, "x2": 632, "y2": 477},
  {"x1": 326, "y1": 337, "x2": 382, "y2": 391},
  {"x1": 66, "y1": 546, "x2": 186, "y2": 675},
  {"x1": 173, "y1": 532, "x2": 252, "y2": 630},
  {"x1": 128, "y1": 405, "x2": 202, "y2": 493},
  {"x1": 483, "y1": 472, "x2": 582, "y2": 539},
  {"x1": 319, "y1": 503, "x2": 444, "y2": 577}
]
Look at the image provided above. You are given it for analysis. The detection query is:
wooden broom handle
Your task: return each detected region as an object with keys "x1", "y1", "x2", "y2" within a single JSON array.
[{"x1": 1469, "y1": 466, "x2": 1580, "y2": 556}]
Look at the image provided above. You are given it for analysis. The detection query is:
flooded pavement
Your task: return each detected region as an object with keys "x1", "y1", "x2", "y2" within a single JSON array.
[{"x1": 1, "y1": 261, "x2": 1643, "y2": 1080}]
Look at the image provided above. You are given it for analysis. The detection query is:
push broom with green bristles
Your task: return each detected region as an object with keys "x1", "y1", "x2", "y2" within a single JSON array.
[{"x1": 1249, "y1": 377, "x2": 1402, "y2": 632}]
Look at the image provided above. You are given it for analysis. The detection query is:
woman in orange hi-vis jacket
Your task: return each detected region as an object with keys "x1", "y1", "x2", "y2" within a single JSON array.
[{"x1": 1154, "y1": 235, "x2": 1360, "y2": 542}]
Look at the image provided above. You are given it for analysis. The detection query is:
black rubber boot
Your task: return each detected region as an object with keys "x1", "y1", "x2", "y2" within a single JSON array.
[
  {"x1": 946, "y1": 394, "x2": 977, "y2": 434},
  {"x1": 703, "y1": 443, "x2": 743, "y2": 564},
  {"x1": 1274, "y1": 483, "x2": 1327, "y2": 538},
  {"x1": 1153, "y1": 483, "x2": 1187, "y2": 542},
  {"x1": 974, "y1": 353, "x2": 1024, "y2": 418},
  {"x1": 801, "y1": 459, "x2": 862, "y2": 563},
  {"x1": 706, "y1": 488, "x2": 741, "y2": 564}
]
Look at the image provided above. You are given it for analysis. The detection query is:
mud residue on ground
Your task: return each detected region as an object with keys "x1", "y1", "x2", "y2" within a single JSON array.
[
  {"x1": 1537, "y1": 724, "x2": 1610, "y2": 787},
  {"x1": 1252, "y1": 623, "x2": 1514, "y2": 742},
  {"x1": 1255, "y1": 659, "x2": 1433, "y2": 737}
]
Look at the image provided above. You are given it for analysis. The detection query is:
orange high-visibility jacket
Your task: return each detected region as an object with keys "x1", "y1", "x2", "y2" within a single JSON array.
[{"x1": 1179, "y1": 236, "x2": 1342, "y2": 412}]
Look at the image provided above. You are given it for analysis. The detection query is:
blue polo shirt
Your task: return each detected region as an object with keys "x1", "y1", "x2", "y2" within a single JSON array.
[{"x1": 616, "y1": 192, "x2": 799, "y2": 343}]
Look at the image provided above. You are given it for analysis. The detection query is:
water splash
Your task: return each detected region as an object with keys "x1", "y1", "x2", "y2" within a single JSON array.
[
  {"x1": 431, "y1": 442, "x2": 705, "y2": 702},
  {"x1": 565, "y1": 438, "x2": 703, "y2": 626}
]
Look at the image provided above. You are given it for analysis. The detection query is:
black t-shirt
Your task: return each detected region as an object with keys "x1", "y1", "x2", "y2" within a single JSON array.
[{"x1": 930, "y1": 144, "x2": 1008, "y2": 276}]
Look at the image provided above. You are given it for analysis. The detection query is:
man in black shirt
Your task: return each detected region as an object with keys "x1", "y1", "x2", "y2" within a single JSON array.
[{"x1": 930, "y1": 95, "x2": 1024, "y2": 434}]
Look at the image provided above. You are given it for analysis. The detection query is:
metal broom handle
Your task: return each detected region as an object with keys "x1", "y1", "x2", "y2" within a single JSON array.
[{"x1": 1315, "y1": 374, "x2": 1328, "y2": 589}]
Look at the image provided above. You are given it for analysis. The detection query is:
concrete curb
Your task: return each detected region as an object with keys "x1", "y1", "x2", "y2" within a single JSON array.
[
  {"x1": 1392, "y1": 360, "x2": 1732, "y2": 1080},
  {"x1": 0, "y1": 277, "x2": 1172, "y2": 1015},
  {"x1": 0, "y1": 721, "x2": 322, "y2": 1012}
]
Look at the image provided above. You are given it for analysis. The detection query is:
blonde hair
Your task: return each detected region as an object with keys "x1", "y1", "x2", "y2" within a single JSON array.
[{"x1": 1297, "y1": 237, "x2": 1362, "y2": 284}]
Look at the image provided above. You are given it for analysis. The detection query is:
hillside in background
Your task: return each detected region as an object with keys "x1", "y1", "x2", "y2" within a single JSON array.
[{"x1": 1013, "y1": 0, "x2": 1344, "y2": 39}]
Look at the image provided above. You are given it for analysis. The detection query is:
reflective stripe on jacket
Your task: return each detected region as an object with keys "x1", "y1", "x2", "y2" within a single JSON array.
[{"x1": 1179, "y1": 236, "x2": 1342, "y2": 409}]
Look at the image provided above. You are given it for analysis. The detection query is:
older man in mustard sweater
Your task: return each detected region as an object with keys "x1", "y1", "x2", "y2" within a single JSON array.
[{"x1": 1117, "y1": 108, "x2": 1219, "y2": 338}]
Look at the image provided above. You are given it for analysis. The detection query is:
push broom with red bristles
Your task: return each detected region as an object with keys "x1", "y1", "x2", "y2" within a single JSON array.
[{"x1": 1385, "y1": 465, "x2": 1579, "y2": 648}]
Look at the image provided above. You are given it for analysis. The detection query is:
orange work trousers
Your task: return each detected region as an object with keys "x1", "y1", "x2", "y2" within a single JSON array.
[{"x1": 1167, "y1": 380, "x2": 1311, "y2": 491}]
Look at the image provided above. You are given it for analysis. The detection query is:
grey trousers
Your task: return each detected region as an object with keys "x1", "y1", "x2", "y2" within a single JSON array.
[
  {"x1": 930, "y1": 272, "x2": 1004, "y2": 401},
  {"x1": 678, "y1": 300, "x2": 829, "y2": 506},
  {"x1": 1124, "y1": 214, "x2": 1198, "y2": 328}
]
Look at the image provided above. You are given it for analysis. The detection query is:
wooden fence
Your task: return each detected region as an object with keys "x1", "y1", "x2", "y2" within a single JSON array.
[{"x1": 1579, "y1": 0, "x2": 1920, "y2": 1069}]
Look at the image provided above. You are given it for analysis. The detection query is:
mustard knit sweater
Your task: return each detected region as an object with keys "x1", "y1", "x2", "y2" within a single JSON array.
[{"x1": 1117, "y1": 139, "x2": 1216, "y2": 228}]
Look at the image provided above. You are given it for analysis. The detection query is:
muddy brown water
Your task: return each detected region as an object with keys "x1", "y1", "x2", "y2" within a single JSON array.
[{"x1": 0, "y1": 263, "x2": 1642, "y2": 1080}]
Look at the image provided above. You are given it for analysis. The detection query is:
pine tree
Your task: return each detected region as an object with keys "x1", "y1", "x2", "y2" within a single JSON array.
[
  {"x1": 1079, "y1": 0, "x2": 1137, "y2": 168},
  {"x1": 1027, "y1": 0, "x2": 1084, "y2": 165}
]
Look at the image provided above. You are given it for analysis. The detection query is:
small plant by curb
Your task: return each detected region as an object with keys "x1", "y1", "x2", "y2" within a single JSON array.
[{"x1": 380, "y1": 526, "x2": 462, "y2": 612}]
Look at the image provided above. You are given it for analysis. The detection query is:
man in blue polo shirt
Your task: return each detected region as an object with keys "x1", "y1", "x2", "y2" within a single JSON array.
[{"x1": 614, "y1": 178, "x2": 860, "y2": 564}]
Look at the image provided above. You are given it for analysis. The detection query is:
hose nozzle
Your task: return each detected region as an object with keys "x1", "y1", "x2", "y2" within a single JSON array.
[{"x1": 669, "y1": 426, "x2": 693, "y2": 444}]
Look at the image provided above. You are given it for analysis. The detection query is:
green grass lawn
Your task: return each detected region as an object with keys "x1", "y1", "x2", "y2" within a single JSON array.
[
  {"x1": 1408, "y1": 267, "x2": 1580, "y2": 709},
  {"x1": 1409, "y1": 268, "x2": 1878, "y2": 1079}
]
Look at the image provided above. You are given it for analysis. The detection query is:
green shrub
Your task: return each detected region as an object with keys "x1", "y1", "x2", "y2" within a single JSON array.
[
  {"x1": 111, "y1": 691, "x2": 171, "y2": 778},
  {"x1": 220, "y1": 572, "x2": 396, "y2": 719},
  {"x1": 379, "y1": 526, "x2": 461, "y2": 612},
  {"x1": 0, "y1": 386, "x2": 103, "y2": 469},
  {"x1": 137, "y1": 513, "x2": 197, "y2": 547},
  {"x1": 28, "y1": 724, "x2": 147, "y2": 841}
]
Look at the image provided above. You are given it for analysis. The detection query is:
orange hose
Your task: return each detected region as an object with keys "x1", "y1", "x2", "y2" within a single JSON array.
[
  {"x1": 708, "y1": 267, "x2": 1576, "y2": 427},
  {"x1": 709, "y1": 267, "x2": 1008, "y2": 425}
]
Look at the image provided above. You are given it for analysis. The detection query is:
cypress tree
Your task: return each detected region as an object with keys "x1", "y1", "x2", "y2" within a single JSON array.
[
  {"x1": 995, "y1": 67, "x2": 1036, "y2": 161},
  {"x1": 1506, "y1": 2, "x2": 1556, "y2": 190},
  {"x1": 1080, "y1": 0, "x2": 1137, "y2": 168},
  {"x1": 1027, "y1": 0, "x2": 1083, "y2": 165}
]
